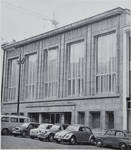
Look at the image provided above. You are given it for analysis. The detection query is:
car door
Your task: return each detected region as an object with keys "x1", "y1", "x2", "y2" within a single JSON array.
[
  {"x1": 81, "y1": 127, "x2": 92, "y2": 142},
  {"x1": 114, "y1": 131, "x2": 127, "y2": 147},
  {"x1": 76, "y1": 127, "x2": 89, "y2": 142},
  {"x1": 103, "y1": 130, "x2": 116, "y2": 145}
]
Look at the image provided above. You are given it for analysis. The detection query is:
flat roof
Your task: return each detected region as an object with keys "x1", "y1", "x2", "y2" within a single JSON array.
[{"x1": 2, "y1": 7, "x2": 130, "y2": 50}]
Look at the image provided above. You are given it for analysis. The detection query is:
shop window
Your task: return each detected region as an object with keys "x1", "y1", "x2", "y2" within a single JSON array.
[
  {"x1": 28, "y1": 113, "x2": 39, "y2": 122},
  {"x1": 105, "y1": 111, "x2": 114, "y2": 129},
  {"x1": 89, "y1": 111, "x2": 100, "y2": 129},
  {"x1": 96, "y1": 32, "x2": 117, "y2": 94},
  {"x1": 64, "y1": 112, "x2": 71, "y2": 124},
  {"x1": 78, "y1": 112, "x2": 85, "y2": 125}
]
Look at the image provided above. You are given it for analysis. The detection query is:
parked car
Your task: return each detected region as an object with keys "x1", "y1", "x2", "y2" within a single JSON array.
[
  {"x1": 30, "y1": 123, "x2": 53, "y2": 139},
  {"x1": 1, "y1": 115, "x2": 30, "y2": 135},
  {"x1": 38, "y1": 124, "x2": 68, "y2": 142},
  {"x1": 96, "y1": 129, "x2": 131, "y2": 150},
  {"x1": 12, "y1": 122, "x2": 39, "y2": 137},
  {"x1": 54, "y1": 124, "x2": 95, "y2": 145}
]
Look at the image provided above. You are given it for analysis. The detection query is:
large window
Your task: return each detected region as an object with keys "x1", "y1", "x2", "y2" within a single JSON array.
[
  {"x1": 96, "y1": 32, "x2": 117, "y2": 94},
  {"x1": 7, "y1": 58, "x2": 19, "y2": 101},
  {"x1": 67, "y1": 41, "x2": 85, "y2": 96},
  {"x1": 25, "y1": 53, "x2": 37, "y2": 99},
  {"x1": 89, "y1": 111, "x2": 100, "y2": 129},
  {"x1": 44, "y1": 48, "x2": 58, "y2": 98}
]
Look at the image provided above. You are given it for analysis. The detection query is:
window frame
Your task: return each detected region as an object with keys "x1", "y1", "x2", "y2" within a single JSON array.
[
  {"x1": 7, "y1": 57, "x2": 19, "y2": 102},
  {"x1": 24, "y1": 52, "x2": 37, "y2": 100},
  {"x1": 95, "y1": 31, "x2": 117, "y2": 95},
  {"x1": 43, "y1": 46, "x2": 59, "y2": 98},
  {"x1": 66, "y1": 40, "x2": 85, "y2": 97}
]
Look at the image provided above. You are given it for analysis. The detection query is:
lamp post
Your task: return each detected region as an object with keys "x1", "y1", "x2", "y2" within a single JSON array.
[{"x1": 17, "y1": 52, "x2": 25, "y2": 115}]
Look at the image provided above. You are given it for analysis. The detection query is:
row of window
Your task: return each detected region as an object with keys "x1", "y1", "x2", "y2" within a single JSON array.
[
  {"x1": 78, "y1": 111, "x2": 114, "y2": 129},
  {"x1": 7, "y1": 32, "x2": 117, "y2": 101}
]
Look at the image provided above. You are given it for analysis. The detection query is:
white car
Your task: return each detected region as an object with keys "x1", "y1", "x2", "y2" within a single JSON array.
[{"x1": 30, "y1": 123, "x2": 52, "y2": 139}]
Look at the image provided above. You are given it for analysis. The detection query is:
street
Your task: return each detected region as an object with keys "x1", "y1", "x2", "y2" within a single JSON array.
[{"x1": 1, "y1": 135, "x2": 116, "y2": 149}]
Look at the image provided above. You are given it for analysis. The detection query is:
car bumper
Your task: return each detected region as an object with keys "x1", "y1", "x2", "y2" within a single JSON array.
[
  {"x1": 30, "y1": 133, "x2": 38, "y2": 137},
  {"x1": 12, "y1": 131, "x2": 21, "y2": 135},
  {"x1": 54, "y1": 137, "x2": 70, "y2": 142},
  {"x1": 38, "y1": 134, "x2": 49, "y2": 139}
]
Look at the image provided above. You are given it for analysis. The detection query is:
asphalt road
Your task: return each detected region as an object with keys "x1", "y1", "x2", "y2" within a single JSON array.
[{"x1": 1, "y1": 135, "x2": 116, "y2": 149}]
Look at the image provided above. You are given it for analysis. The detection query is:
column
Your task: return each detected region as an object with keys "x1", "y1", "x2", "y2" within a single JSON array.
[
  {"x1": 39, "y1": 113, "x2": 42, "y2": 123},
  {"x1": 85, "y1": 111, "x2": 90, "y2": 126},
  {"x1": 61, "y1": 114, "x2": 64, "y2": 124},
  {"x1": 101, "y1": 111, "x2": 106, "y2": 131}
]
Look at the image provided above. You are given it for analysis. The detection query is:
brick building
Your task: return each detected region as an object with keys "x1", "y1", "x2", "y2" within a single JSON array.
[{"x1": 1, "y1": 7, "x2": 131, "y2": 134}]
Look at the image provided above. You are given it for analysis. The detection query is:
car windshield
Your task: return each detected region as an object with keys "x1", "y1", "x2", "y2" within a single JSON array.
[
  {"x1": 105, "y1": 130, "x2": 115, "y2": 136},
  {"x1": 50, "y1": 125, "x2": 60, "y2": 130},
  {"x1": 21, "y1": 123, "x2": 30, "y2": 128},
  {"x1": 39, "y1": 124, "x2": 48, "y2": 129},
  {"x1": 66, "y1": 125, "x2": 79, "y2": 131}
]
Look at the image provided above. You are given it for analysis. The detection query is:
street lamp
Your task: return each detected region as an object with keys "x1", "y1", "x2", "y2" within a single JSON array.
[{"x1": 17, "y1": 52, "x2": 25, "y2": 115}]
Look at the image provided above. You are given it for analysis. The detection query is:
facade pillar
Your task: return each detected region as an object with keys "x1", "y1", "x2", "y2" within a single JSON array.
[
  {"x1": 85, "y1": 111, "x2": 90, "y2": 126},
  {"x1": 101, "y1": 111, "x2": 106, "y2": 131},
  {"x1": 39, "y1": 113, "x2": 42, "y2": 123},
  {"x1": 61, "y1": 114, "x2": 64, "y2": 124}
]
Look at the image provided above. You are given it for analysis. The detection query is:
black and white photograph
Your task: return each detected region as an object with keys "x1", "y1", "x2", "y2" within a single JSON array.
[{"x1": 1, "y1": 0, "x2": 131, "y2": 149}]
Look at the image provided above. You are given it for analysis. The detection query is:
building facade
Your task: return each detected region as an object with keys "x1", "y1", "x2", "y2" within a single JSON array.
[{"x1": 1, "y1": 7, "x2": 131, "y2": 134}]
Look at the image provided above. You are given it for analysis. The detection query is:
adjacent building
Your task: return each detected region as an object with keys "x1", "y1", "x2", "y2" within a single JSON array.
[{"x1": 1, "y1": 7, "x2": 131, "y2": 134}]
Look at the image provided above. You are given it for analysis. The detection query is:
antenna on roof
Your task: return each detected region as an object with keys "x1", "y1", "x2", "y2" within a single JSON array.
[{"x1": 50, "y1": 12, "x2": 59, "y2": 28}]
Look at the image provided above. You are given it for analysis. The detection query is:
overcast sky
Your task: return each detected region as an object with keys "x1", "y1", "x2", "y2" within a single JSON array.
[{"x1": 1, "y1": 0, "x2": 131, "y2": 43}]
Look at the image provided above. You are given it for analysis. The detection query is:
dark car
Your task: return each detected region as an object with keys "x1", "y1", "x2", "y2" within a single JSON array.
[
  {"x1": 96, "y1": 129, "x2": 131, "y2": 150},
  {"x1": 54, "y1": 124, "x2": 95, "y2": 145},
  {"x1": 12, "y1": 122, "x2": 40, "y2": 137},
  {"x1": 38, "y1": 124, "x2": 68, "y2": 142}
]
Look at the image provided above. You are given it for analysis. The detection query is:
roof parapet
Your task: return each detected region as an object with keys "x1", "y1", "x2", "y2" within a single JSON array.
[{"x1": 2, "y1": 7, "x2": 129, "y2": 50}]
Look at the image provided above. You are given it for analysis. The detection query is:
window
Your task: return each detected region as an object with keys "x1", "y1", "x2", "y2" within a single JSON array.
[
  {"x1": 10, "y1": 117, "x2": 18, "y2": 123},
  {"x1": 105, "y1": 111, "x2": 114, "y2": 129},
  {"x1": 19, "y1": 118, "x2": 25, "y2": 123},
  {"x1": 25, "y1": 53, "x2": 37, "y2": 99},
  {"x1": 96, "y1": 32, "x2": 117, "y2": 94},
  {"x1": 67, "y1": 41, "x2": 85, "y2": 96},
  {"x1": 44, "y1": 48, "x2": 58, "y2": 98},
  {"x1": 78, "y1": 112, "x2": 85, "y2": 124},
  {"x1": 1, "y1": 117, "x2": 9, "y2": 122},
  {"x1": 89, "y1": 112, "x2": 100, "y2": 129},
  {"x1": 116, "y1": 131, "x2": 125, "y2": 137},
  {"x1": 105, "y1": 130, "x2": 115, "y2": 136},
  {"x1": 7, "y1": 58, "x2": 19, "y2": 101}
]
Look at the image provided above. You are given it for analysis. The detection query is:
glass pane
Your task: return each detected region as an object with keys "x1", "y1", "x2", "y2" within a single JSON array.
[
  {"x1": 96, "y1": 33, "x2": 117, "y2": 93},
  {"x1": 68, "y1": 41, "x2": 84, "y2": 96}
]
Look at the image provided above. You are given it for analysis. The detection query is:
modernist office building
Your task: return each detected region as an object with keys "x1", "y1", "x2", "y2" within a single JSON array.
[{"x1": 1, "y1": 7, "x2": 131, "y2": 134}]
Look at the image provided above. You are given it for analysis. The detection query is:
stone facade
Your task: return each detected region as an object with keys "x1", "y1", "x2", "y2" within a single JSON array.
[{"x1": 1, "y1": 7, "x2": 131, "y2": 135}]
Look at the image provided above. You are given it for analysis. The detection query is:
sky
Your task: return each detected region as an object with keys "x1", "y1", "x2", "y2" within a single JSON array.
[{"x1": 1, "y1": 0, "x2": 131, "y2": 43}]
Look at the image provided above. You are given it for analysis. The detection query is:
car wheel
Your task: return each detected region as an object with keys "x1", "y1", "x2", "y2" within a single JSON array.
[
  {"x1": 49, "y1": 134, "x2": 54, "y2": 142},
  {"x1": 90, "y1": 138, "x2": 95, "y2": 145},
  {"x1": 2, "y1": 129, "x2": 9, "y2": 135},
  {"x1": 39, "y1": 138, "x2": 43, "y2": 141},
  {"x1": 56, "y1": 140, "x2": 61, "y2": 144},
  {"x1": 96, "y1": 139, "x2": 103, "y2": 147},
  {"x1": 120, "y1": 143, "x2": 127, "y2": 150},
  {"x1": 70, "y1": 136, "x2": 76, "y2": 145},
  {"x1": 30, "y1": 136, "x2": 34, "y2": 139},
  {"x1": 22, "y1": 131, "x2": 26, "y2": 137}
]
